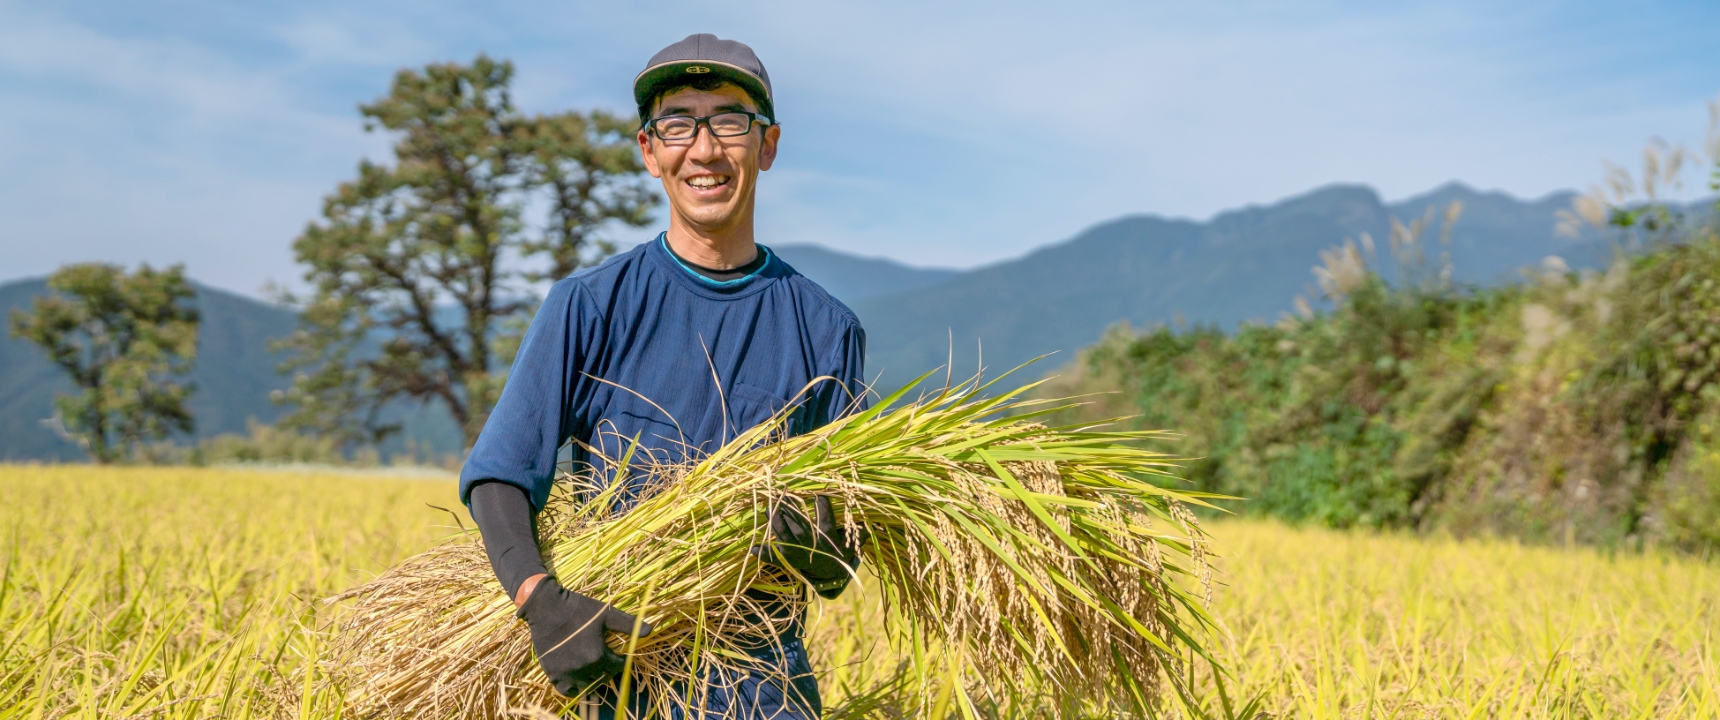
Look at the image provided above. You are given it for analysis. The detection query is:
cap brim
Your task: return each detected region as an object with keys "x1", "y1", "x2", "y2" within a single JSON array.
[{"x1": 633, "y1": 61, "x2": 772, "y2": 119}]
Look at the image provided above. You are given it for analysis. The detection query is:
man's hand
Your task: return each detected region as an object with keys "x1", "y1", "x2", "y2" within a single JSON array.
[
  {"x1": 754, "y1": 496, "x2": 868, "y2": 598},
  {"x1": 515, "y1": 576, "x2": 653, "y2": 697}
]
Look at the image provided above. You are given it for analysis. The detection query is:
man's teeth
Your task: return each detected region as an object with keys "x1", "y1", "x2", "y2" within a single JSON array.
[{"x1": 687, "y1": 175, "x2": 730, "y2": 189}]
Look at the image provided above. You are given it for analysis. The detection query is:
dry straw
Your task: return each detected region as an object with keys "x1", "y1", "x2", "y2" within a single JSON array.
[{"x1": 322, "y1": 372, "x2": 1222, "y2": 718}]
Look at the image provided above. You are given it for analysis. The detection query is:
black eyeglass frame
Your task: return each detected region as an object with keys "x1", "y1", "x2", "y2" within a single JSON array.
[{"x1": 644, "y1": 111, "x2": 774, "y2": 142}]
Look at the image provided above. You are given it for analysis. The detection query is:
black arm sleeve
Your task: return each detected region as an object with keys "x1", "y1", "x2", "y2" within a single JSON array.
[{"x1": 469, "y1": 481, "x2": 549, "y2": 600}]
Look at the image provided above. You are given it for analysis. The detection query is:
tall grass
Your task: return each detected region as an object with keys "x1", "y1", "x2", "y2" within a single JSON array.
[
  {"x1": 2, "y1": 465, "x2": 1717, "y2": 717},
  {"x1": 0, "y1": 465, "x2": 463, "y2": 719},
  {"x1": 1194, "y1": 521, "x2": 1720, "y2": 718}
]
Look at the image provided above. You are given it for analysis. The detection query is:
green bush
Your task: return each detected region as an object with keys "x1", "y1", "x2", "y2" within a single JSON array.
[
  {"x1": 1046, "y1": 194, "x2": 1720, "y2": 550},
  {"x1": 190, "y1": 420, "x2": 357, "y2": 466}
]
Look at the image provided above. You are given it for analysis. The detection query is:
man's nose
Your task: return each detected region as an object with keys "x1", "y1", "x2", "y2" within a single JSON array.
[{"x1": 687, "y1": 124, "x2": 723, "y2": 161}]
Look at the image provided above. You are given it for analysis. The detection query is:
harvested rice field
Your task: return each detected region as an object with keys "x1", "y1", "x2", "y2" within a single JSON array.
[{"x1": 2, "y1": 464, "x2": 1717, "y2": 718}]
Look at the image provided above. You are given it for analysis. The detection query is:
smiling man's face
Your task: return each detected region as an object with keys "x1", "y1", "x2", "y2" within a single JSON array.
[{"x1": 638, "y1": 83, "x2": 781, "y2": 240}]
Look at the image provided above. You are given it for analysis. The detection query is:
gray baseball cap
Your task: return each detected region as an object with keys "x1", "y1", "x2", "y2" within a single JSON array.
[{"x1": 634, "y1": 34, "x2": 774, "y2": 122}]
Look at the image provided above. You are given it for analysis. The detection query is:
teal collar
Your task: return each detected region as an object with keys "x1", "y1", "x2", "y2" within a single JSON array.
[{"x1": 659, "y1": 234, "x2": 773, "y2": 288}]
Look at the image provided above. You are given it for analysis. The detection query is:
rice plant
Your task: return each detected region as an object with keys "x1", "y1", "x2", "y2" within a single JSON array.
[{"x1": 323, "y1": 373, "x2": 1224, "y2": 719}]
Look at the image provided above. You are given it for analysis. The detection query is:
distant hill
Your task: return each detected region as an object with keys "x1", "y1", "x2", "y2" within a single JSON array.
[
  {"x1": 851, "y1": 182, "x2": 1612, "y2": 388},
  {"x1": 0, "y1": 181, "x2": 1633, "y2": 460},
  {"x1": 769, "y1": 244, "x2": 957, "y2": 302}
]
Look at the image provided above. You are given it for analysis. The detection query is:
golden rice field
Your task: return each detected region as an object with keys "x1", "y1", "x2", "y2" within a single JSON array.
[{"x1": 2, "y1": 464, "x2": 1717, "y2": 719}]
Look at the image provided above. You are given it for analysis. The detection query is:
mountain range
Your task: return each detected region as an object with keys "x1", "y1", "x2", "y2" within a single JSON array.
[
  {"x1": 0, "y1": 182, "x2": 1623, "y2": 461},
  {"x1": 848, "y1": 182, "x2": 1614, "y2": 388}
]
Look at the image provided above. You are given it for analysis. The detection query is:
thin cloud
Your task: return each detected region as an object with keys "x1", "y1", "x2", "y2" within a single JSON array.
[{"x1": 0, "y1": 0, "x2": 1715, "y2": 295}]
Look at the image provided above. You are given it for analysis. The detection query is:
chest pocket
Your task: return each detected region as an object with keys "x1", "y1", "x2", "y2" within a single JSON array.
[{"x1": 730, "y1": 382, "x2": 807, "y2": 438}]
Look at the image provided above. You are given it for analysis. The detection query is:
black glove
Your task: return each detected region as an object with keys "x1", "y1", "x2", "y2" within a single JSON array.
[
  {"x1": 753, "y1": 496, "x2": 868, "y2": 599},
  {"x1": 516, "y1": 576, "x2": 653, "y2": 697}
]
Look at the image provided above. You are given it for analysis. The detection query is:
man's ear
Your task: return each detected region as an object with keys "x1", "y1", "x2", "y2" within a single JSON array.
[
  {"x1": 757, "y1": 123, "x2": 781, "y2": 172},
  {"x1": 637, "y1": 129, "x2": 663, "y2": 179}
]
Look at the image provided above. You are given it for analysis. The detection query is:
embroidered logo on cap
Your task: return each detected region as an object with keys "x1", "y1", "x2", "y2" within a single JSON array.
[{"x1": 686, "y1": 66, "x2": 711, "y2": 74}]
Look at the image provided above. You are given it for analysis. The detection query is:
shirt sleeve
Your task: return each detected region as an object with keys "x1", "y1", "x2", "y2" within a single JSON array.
[
  {"x1": 459, "y1": 280, "x2": 601, "y2": 510},
  {"x1": 809, "y1": 320, "x2": 868, "y2": 428},
  {"x1": 468, "y1": 480, "x2": 546, "y2": 599}
]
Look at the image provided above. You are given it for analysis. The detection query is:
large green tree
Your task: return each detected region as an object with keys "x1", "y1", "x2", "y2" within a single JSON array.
[
  {"x1": 276, "y1": 56, "x2": 657, "y2": 449},
  {"x1": 9, "y1": 263, "x2": 200, "y2": 463}
]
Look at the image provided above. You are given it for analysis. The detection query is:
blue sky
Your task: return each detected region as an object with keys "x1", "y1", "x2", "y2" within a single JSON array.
[{"x1": 1, "y1": 0, "x2": 1716, "y2": 298}]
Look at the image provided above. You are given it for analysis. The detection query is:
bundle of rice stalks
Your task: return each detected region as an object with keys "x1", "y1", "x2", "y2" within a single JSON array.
[{"x1": 322, "y1": 373, "x2": 1223, "y2": 719}]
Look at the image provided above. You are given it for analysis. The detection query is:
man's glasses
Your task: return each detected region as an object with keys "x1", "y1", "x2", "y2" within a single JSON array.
[{"x1": 645, "y1": 112, "x2": 771, "y2": 142}]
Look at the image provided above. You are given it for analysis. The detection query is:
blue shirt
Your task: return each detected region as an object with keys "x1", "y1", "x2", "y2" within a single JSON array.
[{"x1": 459, "y1": 235, "x2": 868, "y2": 510}]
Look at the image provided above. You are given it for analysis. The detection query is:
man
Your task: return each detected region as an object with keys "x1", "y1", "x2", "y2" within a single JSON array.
[{"x1": 460, "y1": 34, "x2": 867, "y2": 719}]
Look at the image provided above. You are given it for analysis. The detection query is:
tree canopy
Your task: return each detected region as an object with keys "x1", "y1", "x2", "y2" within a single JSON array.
[
  {"x1": 276, "y1": 55, "x2": 657, "y2": 450},
  {"x1": 9, "y1": 263, "x2": 199, "y2": 463}
]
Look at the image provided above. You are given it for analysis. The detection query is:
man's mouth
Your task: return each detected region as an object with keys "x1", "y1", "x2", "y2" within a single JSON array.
[{"x1": 685, "y1": 174, "x2": 731, "y2": 190}]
